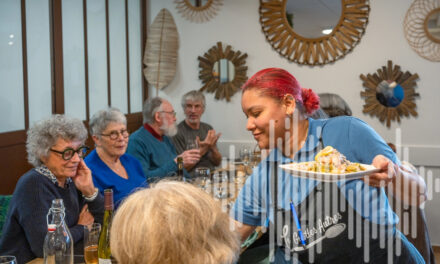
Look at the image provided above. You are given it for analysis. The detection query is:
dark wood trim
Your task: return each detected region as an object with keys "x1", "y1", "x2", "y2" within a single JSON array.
[
  {"x1": 141, "y1": 0, "x2": 148, "y2": 102},
  {"x1": 83, "y1": 0, "x2": 90, "y2": 121},
  {"x1": 125, "y1": 0, "x2": 131, "y2": 113},
  {"x1": 51, "y1": 0, "x2": 64, "y2": 114},
  {"x1": 105, "y1": 0, "x2": 111, "y2": 106},
  {"x1": 0, "y1": 131, "x2": 27, "y2": 147},
  {"x1": 20, "y1": 0, "x2": 29, "y2": 129}
]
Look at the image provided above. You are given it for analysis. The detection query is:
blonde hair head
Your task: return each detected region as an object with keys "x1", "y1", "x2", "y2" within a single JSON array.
[{"x1": 110, "y1": 181, "x2": 240, "y2": 264}]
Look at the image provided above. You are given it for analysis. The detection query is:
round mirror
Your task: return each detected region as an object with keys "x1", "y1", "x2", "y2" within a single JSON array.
[
  {"x1": 187, "y1": 0, "x2": 210, "y2": 7},
  {"x1": 212, "y1": 59, "x2": 235, "y2": 84},
  {"x1": 285, "y1": 0, "x2": 342, "y2": 39},
  {"x1": 360, "y1": 60, "x2": 419, "y2": 128},
  {"x1": 175, "y1": 0, "x2": 222, "y2": 22},
  {"x1": 424, "y1": 8, "x2": 440, "y2": 43},
  {"x1": 259, "y1": 0, "x2": 370, "y2": 65},
  {"x1": 375, "y1": 80, "x2": 404, "y2": 107},
  {"x1": 198, "y1": 42, "x2": 248, "y2": 101}
]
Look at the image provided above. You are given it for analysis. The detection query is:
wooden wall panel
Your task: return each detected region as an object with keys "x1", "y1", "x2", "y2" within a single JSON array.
[{"x1": 0, "y1": 143, "x2": 32, "y2": 195}]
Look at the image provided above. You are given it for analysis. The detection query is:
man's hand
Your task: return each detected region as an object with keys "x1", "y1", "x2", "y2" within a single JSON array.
[
  {"x1": 72, "y1": 159, "x2": 95, "y2": 196},
  {"x1": 178, "y1": 149, "x2": 201, "y2": 167},
  {"x1": 196, "y1": 130, "x2": 221, "y2": 156}
]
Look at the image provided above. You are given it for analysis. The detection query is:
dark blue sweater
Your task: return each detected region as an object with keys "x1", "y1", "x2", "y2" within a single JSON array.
[{"x1": 0, "y1": 168, "x2": 104, "y2": 264}]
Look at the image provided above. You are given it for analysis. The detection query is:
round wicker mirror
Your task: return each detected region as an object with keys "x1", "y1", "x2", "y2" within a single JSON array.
[
  {"x1": 360, "y1": 61, "x2": 419, "y2": 128},
  {"x1": 174, "y1": 0, "x2": 223, "y2": 23},
  {"x1": 404, "y1": 0, "x2": 440, "y2": 62},
  {"x1": 198, "y1": 42, "x2": 248, "y2": 102},
  {"x1": 259, "y1": 0, "x2": 370, "y2": 66}
]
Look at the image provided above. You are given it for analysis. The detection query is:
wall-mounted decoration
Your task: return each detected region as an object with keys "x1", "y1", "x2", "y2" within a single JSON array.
[
  {"x1": 259, "y1": 0, "x2": 370, "y2": 66},
  {"x1": 175, "y1": 0, "x2": 223, "y2": 23},
  {"x1": 143, "y1": 9, "x2": 179, "y2": 95},
  {"x1": 360, "y1": 61, "x2": 420, "y2": 127},
  {"x1": 198, "y1": 42, "x2": 247, "y2": 101},
  {"x1": 404, "y1": 0, "x2": 440, "y2": 62}
]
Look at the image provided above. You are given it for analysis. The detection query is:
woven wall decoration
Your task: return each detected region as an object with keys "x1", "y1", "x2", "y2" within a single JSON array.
[
  {"x1": 360, "y1": 61, "x2": 420, "y2": 128},
  {"x1": 143, "y1": 9, "x2": 179, "y2": 95},
  {"x1": 198, "y1": 42, "x2": 248, "y2": 102},
  {"x1": 259, "y1": 0, "x2": 370, "y2": 66},
  {"x1": 404, "y1": 0, "x2": 440, "y2": 62},
  {"x1": 174, "y1": 0, "x2": 223, "y2": 23}
]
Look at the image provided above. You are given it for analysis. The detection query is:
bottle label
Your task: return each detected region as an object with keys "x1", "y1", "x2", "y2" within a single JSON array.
[{"x1": 99, "y1": 258, "x2": 112, "y2": 264}]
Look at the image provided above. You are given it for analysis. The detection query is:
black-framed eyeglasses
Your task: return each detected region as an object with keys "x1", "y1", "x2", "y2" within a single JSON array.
[
  {"x1": 159, "y1": 111, "x2": 177, "y2": 117},
  {"x1": 50, "y1": 146, "x2": 89, "y2": 160},
  {"x1": 100, "y1": 129, "x2": 129, "y2": 140}
]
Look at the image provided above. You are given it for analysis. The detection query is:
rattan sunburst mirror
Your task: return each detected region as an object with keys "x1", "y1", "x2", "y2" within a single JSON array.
[
  {"x1": 198, "y1": 42, "x2": 248, "y2": 101},
  {"x1": 174, "y1": 0, "x2": 223, "y2": 23},
  {"x1": 259, "y1": 0, "x2": 370, "y2": 66},
  {"x1": 404, "y1": 0, "x2": 440, "y2": 62},
  {"x1": 360, "y1": 61, "x2": 420, "y2": 127}
]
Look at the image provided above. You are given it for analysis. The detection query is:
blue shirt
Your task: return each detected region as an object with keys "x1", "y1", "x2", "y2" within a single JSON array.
[
  {"x1": 85, "y1": 150, "x2": 148, "y2": 207},
  {"x1": 233, "y1": 116, "x2": 399, "y2": 227}
]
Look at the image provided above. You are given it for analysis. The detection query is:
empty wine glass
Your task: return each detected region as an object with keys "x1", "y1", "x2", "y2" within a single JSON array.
[
  {"x1": 212, "y1": 171, "x2": 229, "y2": 199},
  {"x1": 239, "y1": 148, "x2": 251, "y2": 166},
  {"x1": 0, "y1": 256, "x2": 16, "y2": 264}
]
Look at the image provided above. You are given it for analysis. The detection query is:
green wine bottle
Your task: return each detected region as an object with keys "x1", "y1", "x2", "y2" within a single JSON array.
[
  {"x1": 98, "y1": 189, "x2": 114, "y2": 263},
  {"x1": 177, "y1": 156, "x2": 184, "y2": 180}
]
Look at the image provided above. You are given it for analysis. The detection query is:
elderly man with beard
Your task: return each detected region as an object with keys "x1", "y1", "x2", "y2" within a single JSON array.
[
  {"x1": 172, "y1": 90, "x2": 222, "y2": 173},
  {"x1": 127, "y1": 97, "x2": 201, "y2": 182}
]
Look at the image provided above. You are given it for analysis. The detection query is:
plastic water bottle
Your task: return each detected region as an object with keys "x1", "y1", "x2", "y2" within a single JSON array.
[{"x1": 43, "y1": 199, "x2": 74, "y2": 264}]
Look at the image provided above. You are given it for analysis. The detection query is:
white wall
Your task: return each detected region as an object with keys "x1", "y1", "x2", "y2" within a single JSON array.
[{"x1": 148, "y1": 0, "x2": 440, "y2": 244}]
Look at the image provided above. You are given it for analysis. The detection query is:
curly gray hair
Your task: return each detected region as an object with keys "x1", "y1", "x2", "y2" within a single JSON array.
[
  {"x1": 181, "y1": 90, "x2": 206, "y2": 109},
  {"x1": 142, "y1": 97, "x2": 164, "y2": 124},
  {"x1": 26, "y1": 114, "x2": 88, "y2": 167},
  {"x1": 89, "y1": 107, "x2": 126, "y2": 137}
]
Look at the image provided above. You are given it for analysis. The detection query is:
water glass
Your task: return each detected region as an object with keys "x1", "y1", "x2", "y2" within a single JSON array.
[
  {"x1": 186, "y1": 139, "x2": 199, "y2": 150},
  {"x1": 84, "y1": 223, "x2": 101, "y2": 264},
  {"x1": 0, "y1": 256, "x2": 16, "y2": 264},
  {"x1": 194, "y1": 167, "x2": 210, "y2": 190}
]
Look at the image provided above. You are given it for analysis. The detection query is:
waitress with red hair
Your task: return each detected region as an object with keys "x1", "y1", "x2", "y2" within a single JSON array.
[{"x1": 232, "y1": 68, "x2": 424, "y2": 263}]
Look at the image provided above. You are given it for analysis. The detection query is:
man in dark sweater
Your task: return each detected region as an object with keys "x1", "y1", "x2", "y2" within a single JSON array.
[{"x1": 172, "y1": 90, "x2": 222, "y2": 174}]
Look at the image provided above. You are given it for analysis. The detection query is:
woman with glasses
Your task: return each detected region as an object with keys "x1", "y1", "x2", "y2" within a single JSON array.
[
  {"x1": 85, "y1": 108, "x2": 148, "y2": 208},
  {"x1": 0, "y1": 115, "x2": 104, "y2": 263}
]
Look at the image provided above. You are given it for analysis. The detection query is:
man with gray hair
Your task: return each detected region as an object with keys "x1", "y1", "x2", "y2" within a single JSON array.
[
  {"x1": 172, "y1": 90, "x2": 222, "y2": 173},
  {"x1": 127, "y1": 97, "x2": 200, "y2": 182}
]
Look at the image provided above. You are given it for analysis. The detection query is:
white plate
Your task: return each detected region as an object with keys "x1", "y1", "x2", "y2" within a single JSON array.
[{"x1": 279, "y1": 163, "x2": 380, "y2": 182}]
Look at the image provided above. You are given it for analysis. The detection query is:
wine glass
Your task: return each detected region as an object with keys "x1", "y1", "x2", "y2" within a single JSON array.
[
  {"x1": 0, "y1": 256, "x2": 16, "y2": 264},
  {"x1": 239, "y1": 148, "x2": 251, "y2": 166}
]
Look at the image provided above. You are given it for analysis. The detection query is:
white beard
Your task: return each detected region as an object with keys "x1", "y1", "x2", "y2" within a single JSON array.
[{"x1": 161, "y1": 119, "x2": 178, "y2": 137}]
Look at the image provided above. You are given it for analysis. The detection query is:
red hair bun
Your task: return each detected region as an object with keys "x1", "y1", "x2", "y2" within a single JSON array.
[{"x1": 301, "y1": 88, "x2": 320, "y2": 115}]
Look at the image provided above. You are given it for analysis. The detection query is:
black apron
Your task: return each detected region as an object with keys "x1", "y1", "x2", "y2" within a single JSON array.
[{"x1": 270, "y1": 139, "x2": 422, "y2": 263}]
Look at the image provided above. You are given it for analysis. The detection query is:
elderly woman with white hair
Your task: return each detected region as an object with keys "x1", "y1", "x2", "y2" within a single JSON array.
[
  {"x1": 85, "y1": 108, "x2": 147, "y2": 208},
  {"x1": 0, "y1": 115, "x2": 104, "y2": 263}
]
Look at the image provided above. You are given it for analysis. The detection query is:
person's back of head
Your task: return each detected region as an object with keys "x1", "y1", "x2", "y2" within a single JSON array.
[
  {"x1": 110, "y1": 181, "x2": 240, "y2": 264},
  {"x1": 318, "y1": 93, "x2": 352, "y2": 117}
]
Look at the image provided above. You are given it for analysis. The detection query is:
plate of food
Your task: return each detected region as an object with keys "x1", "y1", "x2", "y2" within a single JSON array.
[{"x1": 279, "y1": 146, "x2": 380, "y2": 182}]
